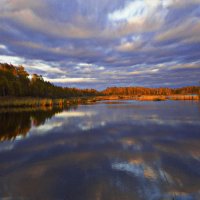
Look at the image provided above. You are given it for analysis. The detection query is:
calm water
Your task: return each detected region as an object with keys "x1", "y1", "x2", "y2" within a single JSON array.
[{"x1": 0, "y1": 101, "x2": 200, "y2": 200}]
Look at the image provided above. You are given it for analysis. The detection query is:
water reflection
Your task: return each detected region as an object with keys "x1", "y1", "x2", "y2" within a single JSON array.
[
  {"x1": 0, "y1": 101, "x2": 200, "y2": 200},
  {"x1": 0, "y1": 105, "x2": 77, "y2": 141}
]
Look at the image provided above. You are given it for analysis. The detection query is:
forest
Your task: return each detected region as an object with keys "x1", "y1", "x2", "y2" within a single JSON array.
[
  {"x1": 0, "y1": 63, "x2": 99, "y2": 98},
  {"x1": 0, "y1": 63, "x2": 199, "y2": 98},
  {"x1": 102, "y1": 86, "x2": 200, "y2": 96}
]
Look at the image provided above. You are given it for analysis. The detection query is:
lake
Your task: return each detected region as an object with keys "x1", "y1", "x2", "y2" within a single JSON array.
[{"x1": 0, "y1": 100, "x2": 200, "y2": 200}]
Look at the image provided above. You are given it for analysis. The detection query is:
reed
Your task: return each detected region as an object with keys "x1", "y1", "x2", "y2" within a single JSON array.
[
  {"x1": 136, "y1": 95, "x2": 167, "y2": 101},
  {"x1": 94, "y1": 95, "x2": 200, "y2": 101},
  {"x1": 0, "y1": 95, "x2": 199, "y2": 108},
  {"x1": 0, "y1": 98, "x2": 59, "y2": 108},
  {"x1": 168, "y1": 95, "x2": 199, "y2": 100},
  {"x1": 0, "y1": 97, "x2": 97, "y2": 108}
]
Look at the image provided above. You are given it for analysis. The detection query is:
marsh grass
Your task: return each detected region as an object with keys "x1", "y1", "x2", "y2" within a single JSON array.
[
  {"x1": 0, "y1": 95, "x2": 199, "y2": 108},
  {"x1": 0, "y1": 98, "x2": 63, "y2": 108},
  {"x1": 94, "y1": 95, "x2": 200, "y2": 101},
  {"x1": 136, "y1": 96, "x2": 167, "y2": 101},
  {"x1": 168, "y1": 95, "x2": 199, "y2": 100},
  {"x1": 0, "y1": 97, "x2": 98, "y2": 108}
]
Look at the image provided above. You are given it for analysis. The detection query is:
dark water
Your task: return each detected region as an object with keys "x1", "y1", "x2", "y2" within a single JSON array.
[{"x1": 0, "y1": 101, "x2": 200, "y2": 200}]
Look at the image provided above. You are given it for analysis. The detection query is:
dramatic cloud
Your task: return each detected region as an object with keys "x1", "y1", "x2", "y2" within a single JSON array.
[{"x1": 0, "y1": 0, "x2": 200, "y2": 89}]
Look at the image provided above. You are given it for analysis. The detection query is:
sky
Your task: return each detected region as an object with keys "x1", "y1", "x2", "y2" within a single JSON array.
[{"x1": 0, "y1": 0, "x2": 200, "y2": 89}]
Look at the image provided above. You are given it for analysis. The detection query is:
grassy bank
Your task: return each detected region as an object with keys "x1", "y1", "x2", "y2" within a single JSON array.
[
  {"x1": 0, "y1": 97, "x2": 97, "y2": 108},
  {"x1": 167, "y1": 95, "x2": 200, "y2": 100},
  {"x1": 136, "y1": 95, "x2": 199, "y2": 101},
  {"x1": 94, "y1": 95, "x2": 200, "y2": 101},
  {"x1": 0, "y1": 94, "x2": 199, "y2": 108},
  {"x1": 0, "y1": 98, "x2": 63, "y2": 108}
]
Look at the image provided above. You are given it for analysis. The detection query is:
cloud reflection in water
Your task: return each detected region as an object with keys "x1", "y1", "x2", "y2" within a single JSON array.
[{"x1": 0, "y1": 101, "x2": 200, "y2": 200}]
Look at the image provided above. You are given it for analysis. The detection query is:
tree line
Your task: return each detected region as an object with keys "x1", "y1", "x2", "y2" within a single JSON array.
[
  {"x1": 0, "y1": 63, "x2": 199, "y2": 98},
  {"x1": 0, "y1": 63, "x2": 99, "y2": 98},
  {"x1": 102, "y1": 86, "x2": 200, "y2": 96}
]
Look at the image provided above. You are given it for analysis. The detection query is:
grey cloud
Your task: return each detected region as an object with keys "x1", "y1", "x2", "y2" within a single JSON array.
[{"x1": 0, "y1": 0, "x2": 199, "y2": 89}]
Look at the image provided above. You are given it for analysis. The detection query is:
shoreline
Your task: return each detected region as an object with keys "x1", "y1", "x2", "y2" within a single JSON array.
[
  {"x1": 0, "y1": 97, "x2": 96, "y2": 108},
  {"x1": 0, "y1": 95, "x2": 199, "y2": 108},
  {"x1": 94, "y1": 95, "x2": 200, "y2": 101}
]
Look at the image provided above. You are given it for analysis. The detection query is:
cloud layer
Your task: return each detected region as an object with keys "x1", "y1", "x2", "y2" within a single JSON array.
[{"x1": 0, "y1": 0, "x2": 200, "y2": 89}]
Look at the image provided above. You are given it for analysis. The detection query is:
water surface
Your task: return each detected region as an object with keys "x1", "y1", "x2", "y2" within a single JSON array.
[{"x1": 0, "y1": 101, "x2": 200, "y2": 200}]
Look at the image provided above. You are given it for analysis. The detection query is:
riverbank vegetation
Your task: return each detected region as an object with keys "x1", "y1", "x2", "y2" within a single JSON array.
[
  {"x1": 0, "y1": 97, "x2": 97, "y2": 108},
  {"x1": 95, "y1": 95, "x2": 199, "y2": 101},
  {"x1": 102, "y1": 86, "x2": 200, "y2": 96},
  {"x1": 0, "y1": 63, "x2": 199, "y2": 107}
]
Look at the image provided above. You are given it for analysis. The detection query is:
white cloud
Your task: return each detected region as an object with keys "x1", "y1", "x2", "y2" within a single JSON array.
[
  {"x1": 108, "y1": 0, "x2": 169, "y2": 24},
  {"x1": 43, "y1": 77, "x2": 97, "y2": 83},
  {"x1": 108, "y1": 0, "x2": 148, "y2": 23},
  {"x1": 32, "y1": 122, "x2": 63, "y2": 134},
  {"x1": 0, "y1": 44, "x2": 7, "y2": 50},
  {"x1": 0, "y1": 55, "x2": 64, "y2": 75},
  {"x1": 0, "y1": 55, "x2": 25, "y2": 64},
  {"x1": 77, "y1": 63, "x2": 93, "y2": 67},
  {"x1": 106, "y1": 0, "x2": 169, "y2": 38},
  {"x1": 56, "y1": 111, "x2": 96, "y2": 118},
  {"x1": 26, "y1": 62, "x2": 64, "y2": 74},
  {"x1": 129, "y1": 68, "x2": 160, "y2": 75},
  {"x1": 0, "y1": 44, "x2": 11, "y2": 53}
]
